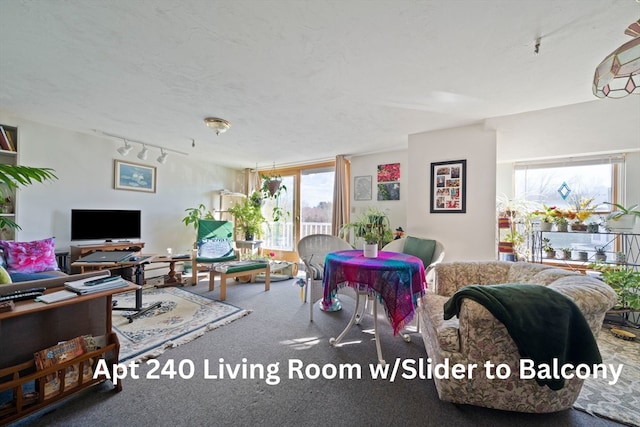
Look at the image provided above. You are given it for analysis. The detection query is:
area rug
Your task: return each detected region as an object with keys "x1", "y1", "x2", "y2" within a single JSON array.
[
  {"x1": 574, "y1": 327, "x2": 640, "y2": 427},
  {"x1": 112, "y1": 287, "x2": 249, "y2": 362}
]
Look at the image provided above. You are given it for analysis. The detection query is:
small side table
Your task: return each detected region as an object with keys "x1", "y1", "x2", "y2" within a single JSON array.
[{"x1": 235, "y1": 240, "x2": 263, "y2": 258}]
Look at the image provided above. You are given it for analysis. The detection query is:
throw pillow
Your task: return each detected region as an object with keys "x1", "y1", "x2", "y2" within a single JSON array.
[
  {"x1": 197, "y1": 238, "x2": 234, "y2": 259},
  {"x1": 308, "y1": 262, "x2": 324, "y2": 280},
  {"x1": 403, "y1": 236, "x2": 436, "y2": 268},
  {"x1": 0, "y1": 266, "x2": 12, "y2": 284},
  {"x1": 0, "y1": 237, "x2": 59, "y2": 274}
]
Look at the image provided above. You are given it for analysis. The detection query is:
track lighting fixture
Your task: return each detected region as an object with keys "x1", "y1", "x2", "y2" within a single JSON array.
[
  {"x1": 157, "y1": 149, "x2": 168, "y2": 164},
  {"x1": 117, "y1": 139, "x2": 133, "y2": 156},
  {"x1": 137, "y1": 145, "x2": 149, "y2": 160},
  {"x1": 100, "y1": 131, "x2": 189, "y2": 165}
]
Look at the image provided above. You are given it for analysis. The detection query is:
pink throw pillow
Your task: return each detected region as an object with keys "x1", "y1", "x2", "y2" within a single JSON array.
[{"x1": 0, "y1": 237, "x2": 59, "y2": 274}]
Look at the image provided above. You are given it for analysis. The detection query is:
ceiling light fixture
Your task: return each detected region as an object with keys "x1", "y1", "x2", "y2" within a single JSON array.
[
  {"x1": 157, "y1": 149, "x2": 168, "y2": 164},
  {"x1": 117, "y1": 139, "x2": 133, "y2": 156},
  {"x1": 99, "y1": 130, "x2": 189, "y2": 165},
  {"x1": 204, "y1": 117, "x2": 231, "y2": 135},
  {"x1": 593, "y1": 19, "x2": 640, "y2": 99},
  {"x1": 137, "y1": 145, "x2": 149, "y2": 160}
]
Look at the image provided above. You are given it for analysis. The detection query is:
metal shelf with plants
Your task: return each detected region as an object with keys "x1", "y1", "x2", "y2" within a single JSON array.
[{"x1": 531, "y1": 230, "x2": 640, "y2": 272}]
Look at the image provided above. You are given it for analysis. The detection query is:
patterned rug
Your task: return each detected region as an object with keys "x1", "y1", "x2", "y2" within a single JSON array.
[
  {"x1": 112, "y1": 287, "x2": 249, "y2": 362},
  {"x1": 574, "y1": 327, "x2": 640, "y2": 427}
]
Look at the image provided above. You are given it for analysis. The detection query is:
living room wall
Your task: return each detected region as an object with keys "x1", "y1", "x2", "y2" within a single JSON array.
[
  {"x1": 0, "y1": 114, "x2": 239, "y2": 255},
  {"x1": 348, "y1": 149, "x2": 408, "y2": 240}
]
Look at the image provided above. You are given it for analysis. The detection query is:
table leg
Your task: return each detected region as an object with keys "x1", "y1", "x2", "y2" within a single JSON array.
[
  {"x1": 373, "y1": 301, "x2": 386, "y2": 366},
  {"x1": 329, "y1": 293, "x2": 362, "y2": 347}
]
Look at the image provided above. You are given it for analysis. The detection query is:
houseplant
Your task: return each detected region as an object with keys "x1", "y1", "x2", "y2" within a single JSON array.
[
  {"x1": 569, "y1": 195, "x2": 597, "y2": 231},
  {"x1": 227, "y1": 197, "x2": 266, "y2": 240},
  {"x1": 541, "y1": 237, "x2": 556, "y2": 259},
  {"x1": 339, "y1": 207, "x2": 393, "y2": 254},
  {"x1": 182, "y1": 204, "x2": 214, "y2": 229},
  {"x1": 0, "y1": 164, "x2": 57, "y2": 230},
  {"x1": 604, "y1": 202, "x2": 639, "y2": 232},
  {"x1": 594, "y1": 245, "x2": 607, "y2": 262},
  {"x1": 595, "y1": 265, "x2": 640, "y2": 310}
]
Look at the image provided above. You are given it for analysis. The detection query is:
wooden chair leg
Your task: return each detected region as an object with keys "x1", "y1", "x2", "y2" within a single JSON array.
[
  {"x1": 264, "y1": 265, "x2": 270, "y2": 292},
  {"x1": 208, "y1": 270, "x2": 216, "y2": 292},
  {"x1": 220, "y1": 273, "x2": 227, "y2": 301}
]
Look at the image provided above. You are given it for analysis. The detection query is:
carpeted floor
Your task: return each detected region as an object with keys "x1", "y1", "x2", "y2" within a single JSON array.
[
  {"x1": 574, "y1": 326, "x2": 640, "y2": 427},
  {"x1": 8, "y1": 275, "x2": 631, "y2": 427},
  {"x1": 112, "y1": 287, "x2": 250, "y2": 362}
]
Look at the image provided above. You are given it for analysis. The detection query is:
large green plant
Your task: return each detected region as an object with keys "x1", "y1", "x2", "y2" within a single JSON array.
[
  {"x1": 592, "y1": 265, "x2": 640, "y2": 310},
  {"x1": 227, "y1": 197, "x2": 266, "y2": 240},
  {"x1": 339, "y1": 207, "x2": 392, "y2": 248},
  {"x1": 0, "y1": 164, "x2": 57, "y2": 230}
]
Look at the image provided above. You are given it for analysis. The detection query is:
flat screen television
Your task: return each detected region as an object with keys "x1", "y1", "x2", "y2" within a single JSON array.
[{"x1": 71, "y1": 209, "x2": 141, "y2": 241}]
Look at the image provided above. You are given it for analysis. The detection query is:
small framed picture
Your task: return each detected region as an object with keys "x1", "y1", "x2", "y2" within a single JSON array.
[
  {"x1": 430, "y1": 159, "x2": 466, "y2": 213},
  {"x1": 114, "y1": 159, "x2": 157, "y2": 193},
  {"x1": 354, "y1": 175, "x2": 372, "y2": 201}
]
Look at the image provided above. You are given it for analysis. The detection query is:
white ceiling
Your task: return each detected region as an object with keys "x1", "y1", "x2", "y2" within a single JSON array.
[{"x1": 0, "y1": 0, "x2": 638, "y2": 169}]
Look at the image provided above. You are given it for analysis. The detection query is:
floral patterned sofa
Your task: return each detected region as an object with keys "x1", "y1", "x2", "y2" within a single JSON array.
[{"x1": 419, "y1": 261, "x2": 617, "y2": 413}]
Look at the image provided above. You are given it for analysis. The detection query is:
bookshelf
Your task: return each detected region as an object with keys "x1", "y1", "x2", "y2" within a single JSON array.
[{"x1": 0, "y1": 124, "x2": 18, "y2": 241}]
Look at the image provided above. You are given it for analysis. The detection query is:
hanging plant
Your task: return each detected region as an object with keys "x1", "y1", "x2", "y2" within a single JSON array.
[{"x1": 258, "y1": 170, "x2": 289, "y2": 223}]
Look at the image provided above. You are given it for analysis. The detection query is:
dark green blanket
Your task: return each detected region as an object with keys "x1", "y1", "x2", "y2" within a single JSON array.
[{"x1": 443, "y1": 283, "x2": 601, "y2": 390}]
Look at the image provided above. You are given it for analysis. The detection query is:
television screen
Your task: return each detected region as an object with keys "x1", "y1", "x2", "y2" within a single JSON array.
[{"x1": 71, "y1": 209, "x2": 141, "y2": 241}]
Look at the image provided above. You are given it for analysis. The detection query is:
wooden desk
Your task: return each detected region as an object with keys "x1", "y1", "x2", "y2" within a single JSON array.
[
  {"x1": 322, "y1": 250, "x2": 426, "y2": 365},
  {"x1": 70, "y1": 242, "x2": 145, "y2": 273},
  {"x1": 71, "y1": 256, "x2": 164, "y2": 321}
]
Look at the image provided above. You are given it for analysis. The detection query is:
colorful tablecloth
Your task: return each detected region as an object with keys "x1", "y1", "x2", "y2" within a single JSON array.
[{"x1": 322, "y1": 250, "x2": 426, "y2": 335}]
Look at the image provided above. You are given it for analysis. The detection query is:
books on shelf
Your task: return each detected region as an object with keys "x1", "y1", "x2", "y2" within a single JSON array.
[
  {"x1": 0, "y1": 126, "x2": 15, "y2": 152},
  {"x1": 64, "y1": 275, "x2": 128, "y2": 295}
]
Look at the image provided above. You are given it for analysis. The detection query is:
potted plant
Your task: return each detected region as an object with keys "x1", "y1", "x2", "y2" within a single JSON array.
[
  {"x1": 560, "y1": 247, "x2": 573, "y2": 260},
  {"x1": 532, "y1": 205, "x2": 555, "y2": 231},
  {"x1": 553, "y1": 215, "x2": 569, "y2": 232},
  {"x1": 604, "y1": 202, "x2": 639, "y2": 232},
  {"x1": 0, "y1": 164, "x2": 57, "y2": 230},
  {"x1": 569, "y1": 196, "x2": 597, "y2": 231},
  {"x1": 595, "y1": 266, "x2": 640, "y2": 310},
  {"x1": 594, "y1": 245, "x2": 607, "y2": 262},
  {"x1": 258, "y1": 173, "x2": 289, "y2": 223},
  {"x1": 541, "y1": 237, "x2": 556, "y2": 259},
  {"x1": 227, "y1": 197, "x2": 266, "y2": 241},
  {"x1": 182, "y1": 204, "x2": 214, "y2": 229},
  {"x1": 339, "y1": 207, "x2": 393, "y2": 256}
]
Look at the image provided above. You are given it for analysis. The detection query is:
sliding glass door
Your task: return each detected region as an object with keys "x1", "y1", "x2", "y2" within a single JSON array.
[{"x1": 260, "y1": 162, "x2": 335, "y2": 261}]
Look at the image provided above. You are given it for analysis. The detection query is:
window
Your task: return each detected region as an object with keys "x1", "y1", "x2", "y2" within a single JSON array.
[{"x1": 514, "y1": 155, "x2": 624, "y2": 211}]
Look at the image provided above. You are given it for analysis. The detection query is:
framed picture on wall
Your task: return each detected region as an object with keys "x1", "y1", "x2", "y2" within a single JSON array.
[
  {"x1": 430, "y1": 159, "x2": 466, "y2": 213},
  {"x1": 354, "y1": 175, "x2": 372, "y2": 200},
  {"x1": 114, "y1": 159, "x2": 157, "y2": 193}
]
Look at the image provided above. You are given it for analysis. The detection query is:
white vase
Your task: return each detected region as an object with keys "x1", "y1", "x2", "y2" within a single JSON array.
[{"x1": 363, "y1": 243, "x2": 378, "y2": 258}]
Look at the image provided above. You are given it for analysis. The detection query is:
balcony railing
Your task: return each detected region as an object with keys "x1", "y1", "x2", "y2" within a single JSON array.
[{"x1": 261, "y1": 221, "x2": 332, "y2": 249}]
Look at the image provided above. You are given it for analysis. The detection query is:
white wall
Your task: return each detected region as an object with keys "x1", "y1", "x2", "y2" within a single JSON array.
[
  {"x1": 0, "y1": 114, "x2": 239, "y2": 255},
  {"x1": 407, "y1": 124, "x2": 497, "y2": 261},
  {"x1": 348, "y1": 150, "x2": 408, "y2": 239}
]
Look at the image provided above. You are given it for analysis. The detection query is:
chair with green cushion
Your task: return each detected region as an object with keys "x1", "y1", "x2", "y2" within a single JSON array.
[
  {"x1": 382, "y1": 236, "x2": 445, "y2": 284},
  {"x1": 191, "y1": 219, "x2": 270, "y2": 301}
]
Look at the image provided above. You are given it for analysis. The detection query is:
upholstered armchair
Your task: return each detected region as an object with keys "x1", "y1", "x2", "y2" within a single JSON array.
[{"x1": 420, "y1": 261, "x2": 617, "y2": 413}]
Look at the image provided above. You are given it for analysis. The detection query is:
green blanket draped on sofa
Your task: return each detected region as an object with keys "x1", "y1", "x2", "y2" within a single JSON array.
[{"x1": 443, "y1": 283, "x2": 602, "y2": 390}]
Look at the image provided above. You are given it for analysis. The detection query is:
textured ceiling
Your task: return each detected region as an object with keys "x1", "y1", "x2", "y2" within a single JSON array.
[{"x1": 0, "y1": 0, "x2": 638, "y2": 168}]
